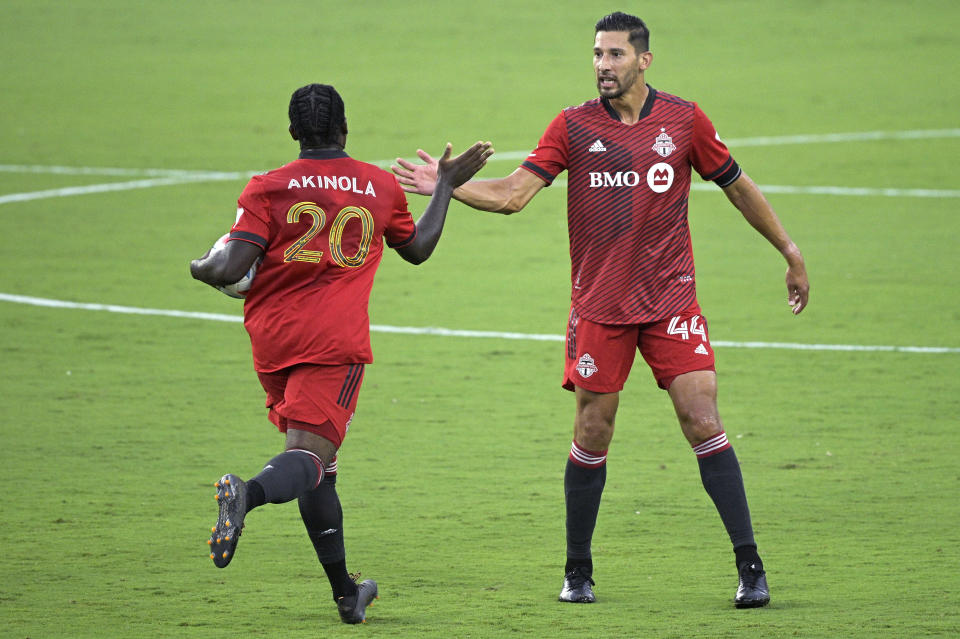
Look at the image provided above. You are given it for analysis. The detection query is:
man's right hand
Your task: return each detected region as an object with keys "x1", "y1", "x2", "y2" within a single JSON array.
[
  {"x1": 392, "y1": 149, "x2": 442, "y2": 196},
  {"x1": 435, "y1": 141, "x2": 494, "y2": 191}
]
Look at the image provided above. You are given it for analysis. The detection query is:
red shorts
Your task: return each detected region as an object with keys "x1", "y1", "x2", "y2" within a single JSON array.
[
  {"x1": 563, "y1": 304, "x2": 715, "y2": 392},
  {"x1": 256, "y1": 363, "x2": 365, "y2": 448}
]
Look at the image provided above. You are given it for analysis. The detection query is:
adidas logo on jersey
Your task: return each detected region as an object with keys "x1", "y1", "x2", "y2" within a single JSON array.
[
  {"x1": 695, "y1": 344, "x2": 709, "y2": 355},
  {"x1": 588, "y1": 139, "x2": 607, "y2": 152}
]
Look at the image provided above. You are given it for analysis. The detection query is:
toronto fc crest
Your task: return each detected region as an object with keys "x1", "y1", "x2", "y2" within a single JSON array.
[
  {"x1": 577, "y1": 353, "x2": 599, "y2": 378},
  {"x1": 652, "y1": 128, "x2": 676, "y2": 158}
]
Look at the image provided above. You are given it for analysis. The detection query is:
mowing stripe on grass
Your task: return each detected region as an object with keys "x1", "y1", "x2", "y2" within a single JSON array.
[
  {"x1": 2, "y1": 293, "x2": 957, "y2": 354},
  {"x1": 2, "y1": 128, "x2": 959, "y2": 204}
]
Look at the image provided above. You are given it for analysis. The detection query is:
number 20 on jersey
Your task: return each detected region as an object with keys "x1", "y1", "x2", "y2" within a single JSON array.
[{"x1": 283, "y1": 201, "x2": 374, "y2": 268}]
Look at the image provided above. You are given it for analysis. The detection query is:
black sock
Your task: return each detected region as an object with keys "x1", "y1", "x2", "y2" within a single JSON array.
[
  {"x1": 299, "y1": 475, "x2": 356, "y2": 601},
  {"x1": 249, "y1": 449, "x2": 323, "y2": 508},
  {"x1": 735, "y1": 544, "x2": 762, "y2": 570},
  {"x1": 564, "y1": 458, "x2": 606, "y2": 574},
  {"x1": 245, "y1": 480, "x2": 266, "y2": 513},
  {"x1": 565, "y1": 557, "x2": 594, "y2": 576},
  {"x1": 697, "y1": 447, "x2": 756, "y2": 552}
]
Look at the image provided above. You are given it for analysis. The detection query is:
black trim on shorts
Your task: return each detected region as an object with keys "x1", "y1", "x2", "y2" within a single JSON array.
[
  {"x1": 566, "y1": 307, "x2": 578, "y2": 359},
  {"x1": 337, "y1": 364, "x2": 364, "y2": 408}
]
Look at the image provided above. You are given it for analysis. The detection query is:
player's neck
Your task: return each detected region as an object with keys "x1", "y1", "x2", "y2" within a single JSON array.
[
  {"x1": 300, "y1": 144, "x2": 343, "y2": 153},
  {"x1": 607, "y1": 81, "x2": 649, "y2": 125}
]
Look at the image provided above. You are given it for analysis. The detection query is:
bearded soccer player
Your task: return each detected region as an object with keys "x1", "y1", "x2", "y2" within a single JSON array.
[
  {"x1": 392, "y1": 13, "x2": 809, "y2": 608},
  {"x1": 191, "y1": 83, "x2": 492, "y2": 625}
]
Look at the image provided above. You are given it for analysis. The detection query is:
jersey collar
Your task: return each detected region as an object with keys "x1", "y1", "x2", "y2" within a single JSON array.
[
  {"x1": 600, "y1": 85, "x2": 657, "y2": 123},
  {"x1": 298, "y1": 148, "x2": 349, "y2": 160}
]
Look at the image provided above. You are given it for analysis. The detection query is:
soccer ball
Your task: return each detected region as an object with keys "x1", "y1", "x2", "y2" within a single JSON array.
[{"x1": 211, "y1": 234, "x2": 260, "y2": 299}]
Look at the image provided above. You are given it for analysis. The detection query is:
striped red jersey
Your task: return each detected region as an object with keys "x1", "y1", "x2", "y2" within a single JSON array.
[{"x1": 521, "y1": 87, "x2": 741, "y2": 324}]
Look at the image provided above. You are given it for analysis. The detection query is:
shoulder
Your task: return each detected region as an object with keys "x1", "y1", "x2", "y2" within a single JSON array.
[
  {"x1": 249, "y1": 160, "x2": 302, "y2": 186},
  {"x1": 239, "y1": 170, "x2": 271, "y2": 198},
  {"x1": 563, "y1": 97, "x2": 604, "y2": 116},
  {"x1": 651, "y1": 88, "x2": 697, "y2": 111}
]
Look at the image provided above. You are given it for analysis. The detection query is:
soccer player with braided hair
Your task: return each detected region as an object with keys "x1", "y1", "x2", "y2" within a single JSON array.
[
  {"x1": 191, "y1": 83, "x2": 492, "y2": 625},
  {"x1": 393, "y1": 13, "x2": 809, "y2": 608}
]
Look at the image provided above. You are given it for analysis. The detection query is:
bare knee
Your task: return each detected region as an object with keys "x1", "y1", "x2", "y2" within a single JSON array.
[
  {"x1": 668, "y1": 371, "x2": 724, "y2": 446},
  {"x1": 576, "y1": 413, "x2": 615, "y2": 449},
  {"x1": 285, "y1": 428, "x2": 338, "y2": 466},
  {"x1": 574, "y1": 388, "x2": 618, "y2": 450},
  {"x1": 675, "y1": 410, "x2": 723, "y2": 445}
]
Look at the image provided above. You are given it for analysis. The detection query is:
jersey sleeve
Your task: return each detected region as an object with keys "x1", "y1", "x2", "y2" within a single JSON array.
[
  {"x1": 384, "y1": 178, "x2": 417, "y2": 249},
  {"x1": 231, "y1": 176, "x2": 271, "y2": 249},
  {"x1": 519, "y1": 110, "x2": 569, "y2": 185},
  {"x1": 690, "y1": 105, "x2": 742, "y2": 187}
]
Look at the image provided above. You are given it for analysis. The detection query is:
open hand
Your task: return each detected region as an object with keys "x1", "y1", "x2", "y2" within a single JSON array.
[
  {"x1": 392, "y1": 142, "x2": 493, "y2": 195},
  {"x1": 436, "y1": 141, "x2": 494, "y2": 189},
  {"x1": 391, "y1": 149, "x2": 439, "y2": 195}
]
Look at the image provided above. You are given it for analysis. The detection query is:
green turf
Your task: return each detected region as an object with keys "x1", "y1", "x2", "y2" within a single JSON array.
[{"x1": 2, "y1": 1, "x2": 959, "y2": 637}]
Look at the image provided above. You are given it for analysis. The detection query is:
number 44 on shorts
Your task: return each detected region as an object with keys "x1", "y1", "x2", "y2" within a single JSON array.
[{"x1": 667, "y1": 314, "x2": 707, "y2": 342}]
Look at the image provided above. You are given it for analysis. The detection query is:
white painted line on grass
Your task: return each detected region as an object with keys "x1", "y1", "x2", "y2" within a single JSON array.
[
  {"x1": 0, "y1": 164, "x2": 250, "y2": 178},
  {"x1": 724, "y1": 128, "x2": 960, "y2": 147},
  {"x1": 708, "y1": 184, "x2": 960, "y2": 198},
  {"x1": 2, "y1": 293, "x2": 957, "y2": 354},
  {"x1": 0, "y1": 174, "x2": 244, "y2": 205}
]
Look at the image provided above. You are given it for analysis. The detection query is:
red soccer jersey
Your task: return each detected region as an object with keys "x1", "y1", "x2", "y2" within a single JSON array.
[
  {"x1": 227, "y1": 149, "x2": 416, "y2": 372},
  {"x1": 521, "y1": 88, "x2": 742, "y2": 324}
]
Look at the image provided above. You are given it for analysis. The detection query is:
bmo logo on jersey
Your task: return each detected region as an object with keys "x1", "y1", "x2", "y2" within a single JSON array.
[
  {"x1": 588, "y1": 162, "x2": 675, "y2": 193},
  {"x1": 646, "y1": 162, "x2": 674, "y2": 193}
]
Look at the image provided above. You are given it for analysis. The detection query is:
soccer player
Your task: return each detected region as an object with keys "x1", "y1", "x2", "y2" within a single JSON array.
[
  {"x1": 190, "y1": 83, "x2": 492, "y2": 625},
  {"x1": 391, "y1": 13, "x2": 809, "y2": 608}
]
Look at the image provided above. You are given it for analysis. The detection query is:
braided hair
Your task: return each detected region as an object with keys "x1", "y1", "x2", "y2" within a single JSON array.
[{"x1": 288, "y1": 84, "x2": 346, "y2": 147}]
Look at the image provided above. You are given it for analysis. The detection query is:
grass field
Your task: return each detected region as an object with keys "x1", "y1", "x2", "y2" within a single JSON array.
[{"x1": 2, "y1": 1, "x2": 959, "y2": 637}]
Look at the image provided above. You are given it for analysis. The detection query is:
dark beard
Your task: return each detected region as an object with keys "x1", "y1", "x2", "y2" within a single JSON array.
[{"x1": 597, "y1": 79, "x2": 625, "y2": 99}]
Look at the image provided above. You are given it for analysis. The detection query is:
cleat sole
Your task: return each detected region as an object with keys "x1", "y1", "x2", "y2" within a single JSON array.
[{"x1": 207, "y1": 474, "x2": 247, "y2": 568}]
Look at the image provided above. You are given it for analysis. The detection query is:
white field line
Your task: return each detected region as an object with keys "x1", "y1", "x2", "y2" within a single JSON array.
[
  {"x1": 0, "y1": 164, "x2": 250, "y2": 178},
  {"x1": 0, "y1": 174, "x2": 246, "y2": 205},
  {"x1": 1, "y1": 128, "x2": 958, "y2": 204},
  {"x1": 2, "y1": 293, "x2": 958, "y2": 354}
]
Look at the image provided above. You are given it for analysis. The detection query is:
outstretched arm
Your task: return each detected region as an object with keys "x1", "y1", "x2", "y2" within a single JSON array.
[
  {"x1": 392, "y1": 149, "x2": 545, "y2": 214},
  {"x1": 395, "y1": 141, "x2": 494, "y2": 265},
  {"x1": 722, "y1": 172, "x2": 809, "y2": 315}
]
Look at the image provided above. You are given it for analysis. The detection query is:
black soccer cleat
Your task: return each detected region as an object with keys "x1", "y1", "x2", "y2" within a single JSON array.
[
  {"x1": 337, "y1": 579, "x2": 379, "y2": 624},
  {"x1": 207, "y1": 473, "x2": 247, "y2": 568},
  {"x1": 734, "y1": 562, "x2": 770, "y2": 608},
  {"x1": 558, "y1": 567, "x2": 596, "y2": 603}
]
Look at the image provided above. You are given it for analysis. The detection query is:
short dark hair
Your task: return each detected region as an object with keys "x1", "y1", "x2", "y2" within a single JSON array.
[
  {"x1": 288, "y1": 83, "x2": 346, "y2": 147},
  {"x1": 595, "y1": 12, "x2": 650, "y2": 53}
]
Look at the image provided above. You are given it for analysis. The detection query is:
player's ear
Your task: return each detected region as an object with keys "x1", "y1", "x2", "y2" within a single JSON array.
[
  {"x1": 289, "y1": 125, "x2": 298, "y2": 141},
  {"x1": 639, "y1": 50, "x2": 653, "y2": 72}
]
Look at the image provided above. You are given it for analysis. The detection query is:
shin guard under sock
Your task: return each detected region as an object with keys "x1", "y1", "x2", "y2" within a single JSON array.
[
  {"x1": 565, "y1": 441, "x2": 607, "y2": 570},
  {"x1": 299, "y1": 466, "x2": 355, "y2": 600},
  {"x1": 695, "y1": 433, "x2": 756, "y2": 551},
  {"x1": 249, "y1": 448, "x2": 324, "y2": 507}
]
